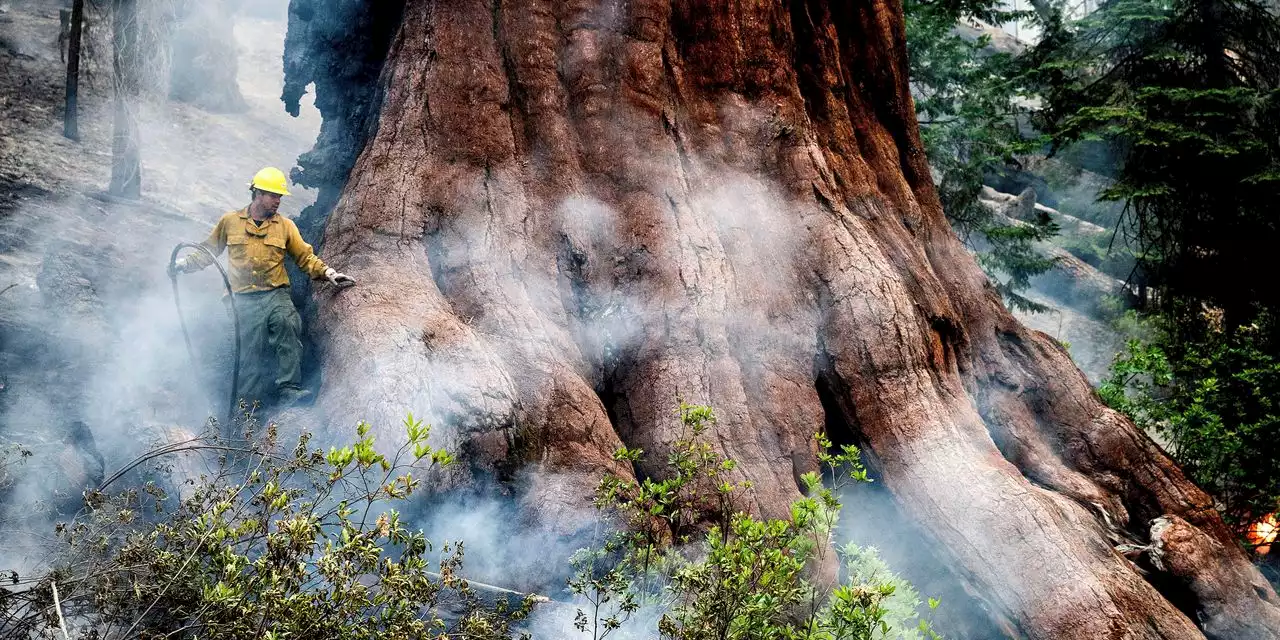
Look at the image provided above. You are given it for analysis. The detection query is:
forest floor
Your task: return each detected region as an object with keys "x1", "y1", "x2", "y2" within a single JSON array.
[
  {"x1": 0, "y1": 0, "x2": 320, "y2": 565},
  {"x1": 0, "y1": 0, "x2": 319, "y2": 214}
]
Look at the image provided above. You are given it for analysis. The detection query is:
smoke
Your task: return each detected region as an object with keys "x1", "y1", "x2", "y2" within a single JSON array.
[
  {"x1": 833, "y1": 479, "x2": 1013, "y2": 638},
  {"x1": 408, "y1": 484, "x2": 598, "y2": 593},
  {"x1": 2, "y1": 6, "x2": 1025, "y2": 638},
  {"x1": 287, "y1": 148, "x2": 838, "y2": 633},
  {"x1": 0, "y1": 0, "x2": 317, "y2": 575},
  {"x1": 549, "y1": 167, "x2": 818, "y2": 370}
]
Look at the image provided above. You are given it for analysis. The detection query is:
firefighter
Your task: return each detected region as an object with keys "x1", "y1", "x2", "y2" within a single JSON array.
[{"x1": 170, "y1": 166, "x2": 354, "y2": 408}]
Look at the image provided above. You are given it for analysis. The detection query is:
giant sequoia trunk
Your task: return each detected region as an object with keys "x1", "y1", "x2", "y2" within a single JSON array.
[{"x1": 284, "y1": 0, "x2": 1280, "y2": 637}]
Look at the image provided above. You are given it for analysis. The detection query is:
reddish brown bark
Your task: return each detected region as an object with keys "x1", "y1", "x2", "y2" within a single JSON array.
[{"x1": 298, "y1": 0, "x2": 1280, "y2": 636}]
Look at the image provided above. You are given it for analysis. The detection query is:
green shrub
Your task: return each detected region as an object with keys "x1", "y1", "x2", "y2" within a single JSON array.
[
  {"x1": 1, "y1": 417, "x2": 534, "y2": 639},
  {"x1": 571, "y1": 402, "x2": 941, "y2": 640},
  {"x1": 2, "y1": 405, "x2": 940, "y2": 639},
  {"x1": 1101, "y1": 322, "x2": 1280, "y2": 538}
]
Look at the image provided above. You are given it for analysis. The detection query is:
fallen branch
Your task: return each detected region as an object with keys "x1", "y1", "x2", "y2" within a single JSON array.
[
  {"x1": 51, "y1": 580, "x2": 70, "y2": 640},
  {"x1": 0, "y1": 284, "x2": 17, "y2": 297},
  {"x1": 425, "y1": 570, "x2": 549, "y2": 604}
]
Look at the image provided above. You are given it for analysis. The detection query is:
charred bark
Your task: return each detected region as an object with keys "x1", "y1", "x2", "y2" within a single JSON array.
[
  {"x1": 286, "y1": 0, "x2": 1280, "y2": 637},
  {"x1": 63, "y1": 0, "x2": 85, "y2": 140},
  {"x1": 282, "y1": 0, "x2": 406, "y2": 243}
]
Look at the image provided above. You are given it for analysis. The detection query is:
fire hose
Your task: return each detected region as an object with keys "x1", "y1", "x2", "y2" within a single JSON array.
[{"x1": 168, "y1": 243, "x2": 241, "y2": 427}]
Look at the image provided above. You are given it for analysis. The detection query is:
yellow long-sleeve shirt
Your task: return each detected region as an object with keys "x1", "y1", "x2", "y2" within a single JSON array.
[{"x1": 187, "y1": 207, "x2": 330, "y2": 293}]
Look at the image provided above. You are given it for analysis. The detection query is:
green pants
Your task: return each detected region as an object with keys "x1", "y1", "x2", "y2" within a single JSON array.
[{"x1": 232, "y1": 287, "x2": 305, "y2": 406}]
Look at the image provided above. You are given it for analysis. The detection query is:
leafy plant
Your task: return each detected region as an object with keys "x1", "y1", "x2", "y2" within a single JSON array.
[
  {"x1": 0, "y1": 416, "x2": 533, "y2": 639},
  {"x1": 1101, "y1": 319, "x2": 1280, "y2": 537},
  {"x1": 840, "y1": 544, "x2": 942, "y2": 640},
  {"x1": 571, "y1": 402, "x2": 941, "y2": 640},
  {"x1": 569, "y1": 402, "x2": 748, "y2": 640}
]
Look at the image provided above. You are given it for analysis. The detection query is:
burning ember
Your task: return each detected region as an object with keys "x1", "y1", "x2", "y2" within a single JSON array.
[{"x1": 1246, "y1": 513, "x2": 1278, "y2": 555}]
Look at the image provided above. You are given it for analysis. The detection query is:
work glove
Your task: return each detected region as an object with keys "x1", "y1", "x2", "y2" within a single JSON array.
[
  {"x1": 168, "y1": 256, "x2": 192, "y2": 278},
  {"x1": 325, "y1": 267, "x2": 356, "y2": 288}
]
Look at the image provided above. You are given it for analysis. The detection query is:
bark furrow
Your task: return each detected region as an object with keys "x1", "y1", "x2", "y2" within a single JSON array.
[{"x1": 289, "y1": 0, "x2": 1280, "y2": 636}]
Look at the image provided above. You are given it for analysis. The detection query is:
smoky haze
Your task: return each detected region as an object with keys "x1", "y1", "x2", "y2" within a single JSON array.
[
  {"x1": 0, "y1": 0, "x2": 316, "y2": 575},
  {"x1": 1, "y1": 2, "x2": 1006, "y2": 637}
]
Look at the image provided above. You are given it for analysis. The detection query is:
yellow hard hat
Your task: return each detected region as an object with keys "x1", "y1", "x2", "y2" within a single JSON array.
[{"x1": 250, "y1": 166, "x2": 291, "y2": 196}]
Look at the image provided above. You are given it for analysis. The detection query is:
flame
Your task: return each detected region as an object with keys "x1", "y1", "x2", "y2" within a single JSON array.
[{"x1": 1246, "y1": 513, "x2": 1278, "y2": 555}]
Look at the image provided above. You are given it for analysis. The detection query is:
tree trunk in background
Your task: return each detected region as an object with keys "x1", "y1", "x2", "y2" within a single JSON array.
[
  {"x1": 286, "y1": 0, "x2": 1280, "y2": 637},
  {"x1": 167, "y1": 0, "x2": 247, "y2": 113},
  {"x1": 63, "y1": 0, "x2": 85, "y2": 140},
  {"x1": 108, "y1": 0, "x2": 141, "y2": 199}
]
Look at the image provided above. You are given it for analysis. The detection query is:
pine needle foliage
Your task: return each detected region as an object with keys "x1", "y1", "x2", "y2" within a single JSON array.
[
  {"x1": 1028, "y1": 0, "x2": 1280, "y2": 328},
  {"x1": 905, "y1": 0, "x2": 1059, "y2": 312}
]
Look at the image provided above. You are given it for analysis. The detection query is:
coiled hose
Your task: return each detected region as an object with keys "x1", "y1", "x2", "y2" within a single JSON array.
[{"x1": 168, "y1": 243, "x2": 240, "y2": 426}]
